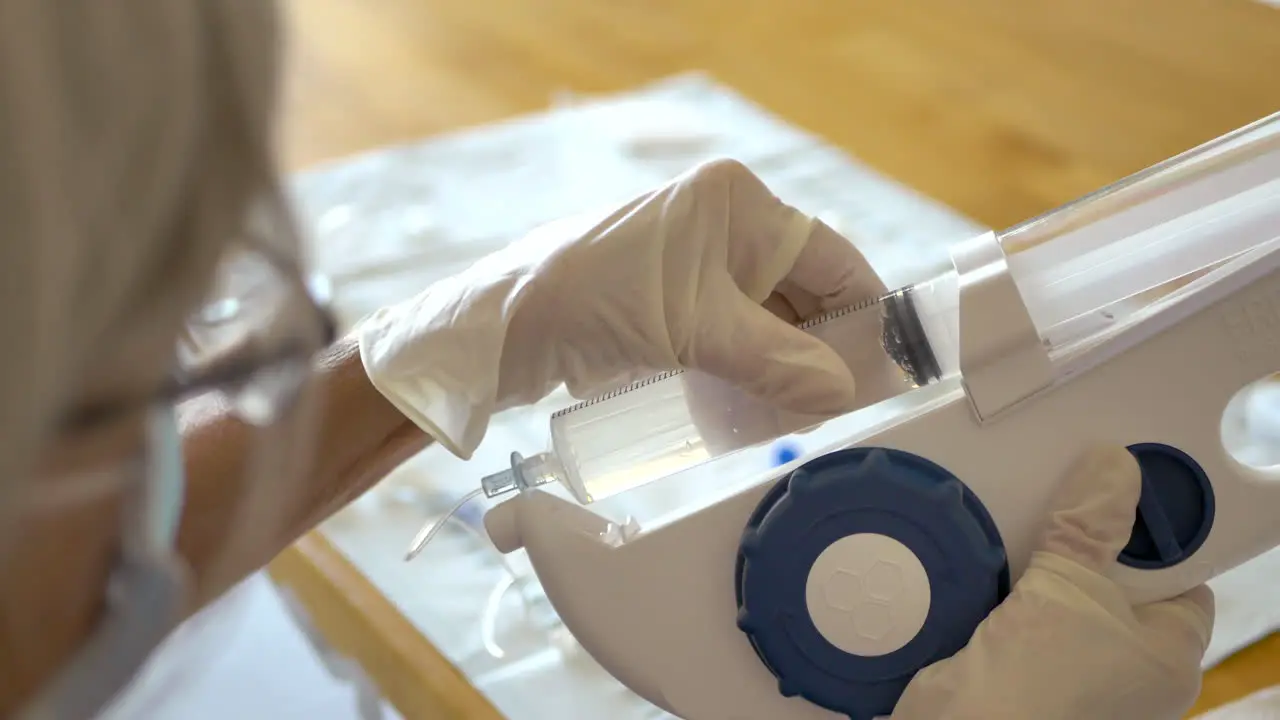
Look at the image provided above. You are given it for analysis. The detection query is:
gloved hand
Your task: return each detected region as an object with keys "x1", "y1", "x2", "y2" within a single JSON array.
[
  {"x1": 890, "y1": 445, "x2": 1215, "y2": 720},
  {"x1": 357, "y1": 159, "x2": 884, "y2": 458}
]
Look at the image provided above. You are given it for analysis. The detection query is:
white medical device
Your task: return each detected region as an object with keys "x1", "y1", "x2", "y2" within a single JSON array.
[{"x1": 474, "y1": 112, "x2": 1280, "y2": 719}]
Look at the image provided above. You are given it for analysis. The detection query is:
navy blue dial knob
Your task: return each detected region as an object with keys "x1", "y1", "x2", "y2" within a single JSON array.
[
  {"x1": 1119, "y1": 443, "x2": 1215, "y2": 570},
  {"x1": 734, "y1": 447, "x2": 1009, "y2": 720}
]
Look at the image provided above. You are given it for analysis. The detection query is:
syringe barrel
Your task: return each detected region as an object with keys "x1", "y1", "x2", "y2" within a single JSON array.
[{"x1": 547, "y1": 278, "x2": 960, "y2": 505}]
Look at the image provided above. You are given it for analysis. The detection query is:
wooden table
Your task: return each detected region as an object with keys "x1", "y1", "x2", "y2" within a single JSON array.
[{"x1": 268, "y1": 0, "x2": 1280, "y2": 717}]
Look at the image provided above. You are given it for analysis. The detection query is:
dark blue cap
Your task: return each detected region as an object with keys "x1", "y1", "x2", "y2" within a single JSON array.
[
  {"x1": 735, "y1": 447, "x2": 1009, "y2": 720},
  {"x1": 1119, "y1": 443, "x2": 1215, "y2": 570}
]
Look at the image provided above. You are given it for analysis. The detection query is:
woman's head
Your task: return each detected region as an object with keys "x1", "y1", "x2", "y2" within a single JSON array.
[{"x1": 0, "y1": 2, "x2": 288, "y2": 527}]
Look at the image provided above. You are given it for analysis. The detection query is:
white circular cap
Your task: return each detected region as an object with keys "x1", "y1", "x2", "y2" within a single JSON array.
[{"x1": 805, "y1": 533, "x2": 931, "y2": 657}]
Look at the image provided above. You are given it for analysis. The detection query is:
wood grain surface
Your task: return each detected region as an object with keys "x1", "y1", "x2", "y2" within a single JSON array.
[{"x1": 270, "y1": 0, "x2": 1280, "y2": 717}]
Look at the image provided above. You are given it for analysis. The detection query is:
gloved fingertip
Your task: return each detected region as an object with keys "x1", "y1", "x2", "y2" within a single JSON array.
[
  {"x1": 1138, "y1": 584, "x2": 1216, "y2": 657},
  {"x1": 752, "y1": 314, "x2": 860, "y2": 414},
  {"x1": 1092, "y1": 443, "x2": 1143, "y2": 494},
  {"x1": 785, "y1": 220, "x2": 887, "y2": 307},
  {"x1": 1040, "y1": 444, "x2": 1143, "y2": 570},
  {"x1": 737, "y1": 345, "x2": 859, "y2": 417},
  {"x1": 1176, "y1": 584, "x2": 1216, "y2": 640},
  {"x1": 762, "y1": 352, "x2": 859, "y2": 416},
  {"x1": 690, "y1": 292, "x2": 860, "y2": 417},
  {"x1": 1062, "y1": 444, "x2": 1143, "y2": 509}
]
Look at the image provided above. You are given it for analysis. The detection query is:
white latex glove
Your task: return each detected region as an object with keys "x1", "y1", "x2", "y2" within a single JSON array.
[
  {"x1": 357, "y1": 159, "x2": 884, "y2": 458},
  {"x1": 891, "y1": 445, "x2": 1215, "y2": 720}
]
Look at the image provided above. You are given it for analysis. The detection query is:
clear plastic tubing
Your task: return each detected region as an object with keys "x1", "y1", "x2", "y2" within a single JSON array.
[{"x1": 511, "y1": 111, "x2": 1280, "y2": 506}]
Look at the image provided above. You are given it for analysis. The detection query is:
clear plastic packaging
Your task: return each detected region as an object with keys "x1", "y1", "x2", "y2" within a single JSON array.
[{"x1": 484, "y1": 111, "x2": 1280, "y2": 507}]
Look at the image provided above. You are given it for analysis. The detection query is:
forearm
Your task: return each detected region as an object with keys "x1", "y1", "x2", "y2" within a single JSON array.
[
  {"x1": 0, "y1": 335, "x2": 430, "y2": 714},
  {"x1": 177, "y1": 333, "x2": 431, "y2": 607}
]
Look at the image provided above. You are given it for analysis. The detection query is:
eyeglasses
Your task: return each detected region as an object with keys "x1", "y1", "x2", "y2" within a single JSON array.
[{"x1": 60, "y1": 220, "x2": 338, "y2": 436}]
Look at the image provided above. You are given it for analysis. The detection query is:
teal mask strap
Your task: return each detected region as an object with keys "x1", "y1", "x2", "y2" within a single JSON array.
[{"x1": 16, "y1": 406, "x2": 191, "y2": 720}]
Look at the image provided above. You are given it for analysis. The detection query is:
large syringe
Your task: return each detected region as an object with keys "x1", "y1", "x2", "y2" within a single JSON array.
[{"x1": 472, "y1": 116, "x2": 1280, "y2": 510}]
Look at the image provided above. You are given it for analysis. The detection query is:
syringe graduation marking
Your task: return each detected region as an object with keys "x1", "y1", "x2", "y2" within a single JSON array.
[{"x1": 550, "y1": 290, "x2": 901, "y2": 419}]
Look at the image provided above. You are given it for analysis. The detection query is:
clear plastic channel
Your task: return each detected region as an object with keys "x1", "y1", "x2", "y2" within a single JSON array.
[{"x1": 1001, "y1": 111, "x2": 1280, "y2": 349}]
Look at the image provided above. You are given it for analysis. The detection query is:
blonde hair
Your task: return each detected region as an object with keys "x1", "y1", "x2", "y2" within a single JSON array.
[{"x1": 0, "y1": 2, "x2": 289, "y2": 551}]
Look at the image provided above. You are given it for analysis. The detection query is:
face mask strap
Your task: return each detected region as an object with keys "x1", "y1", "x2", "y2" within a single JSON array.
[
  {"x1": 16, "y1": 407, "x2": 191, "y2": 720},
  {"x1": 136, "y1": 406, "x2": 186, "y2": 555}
]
